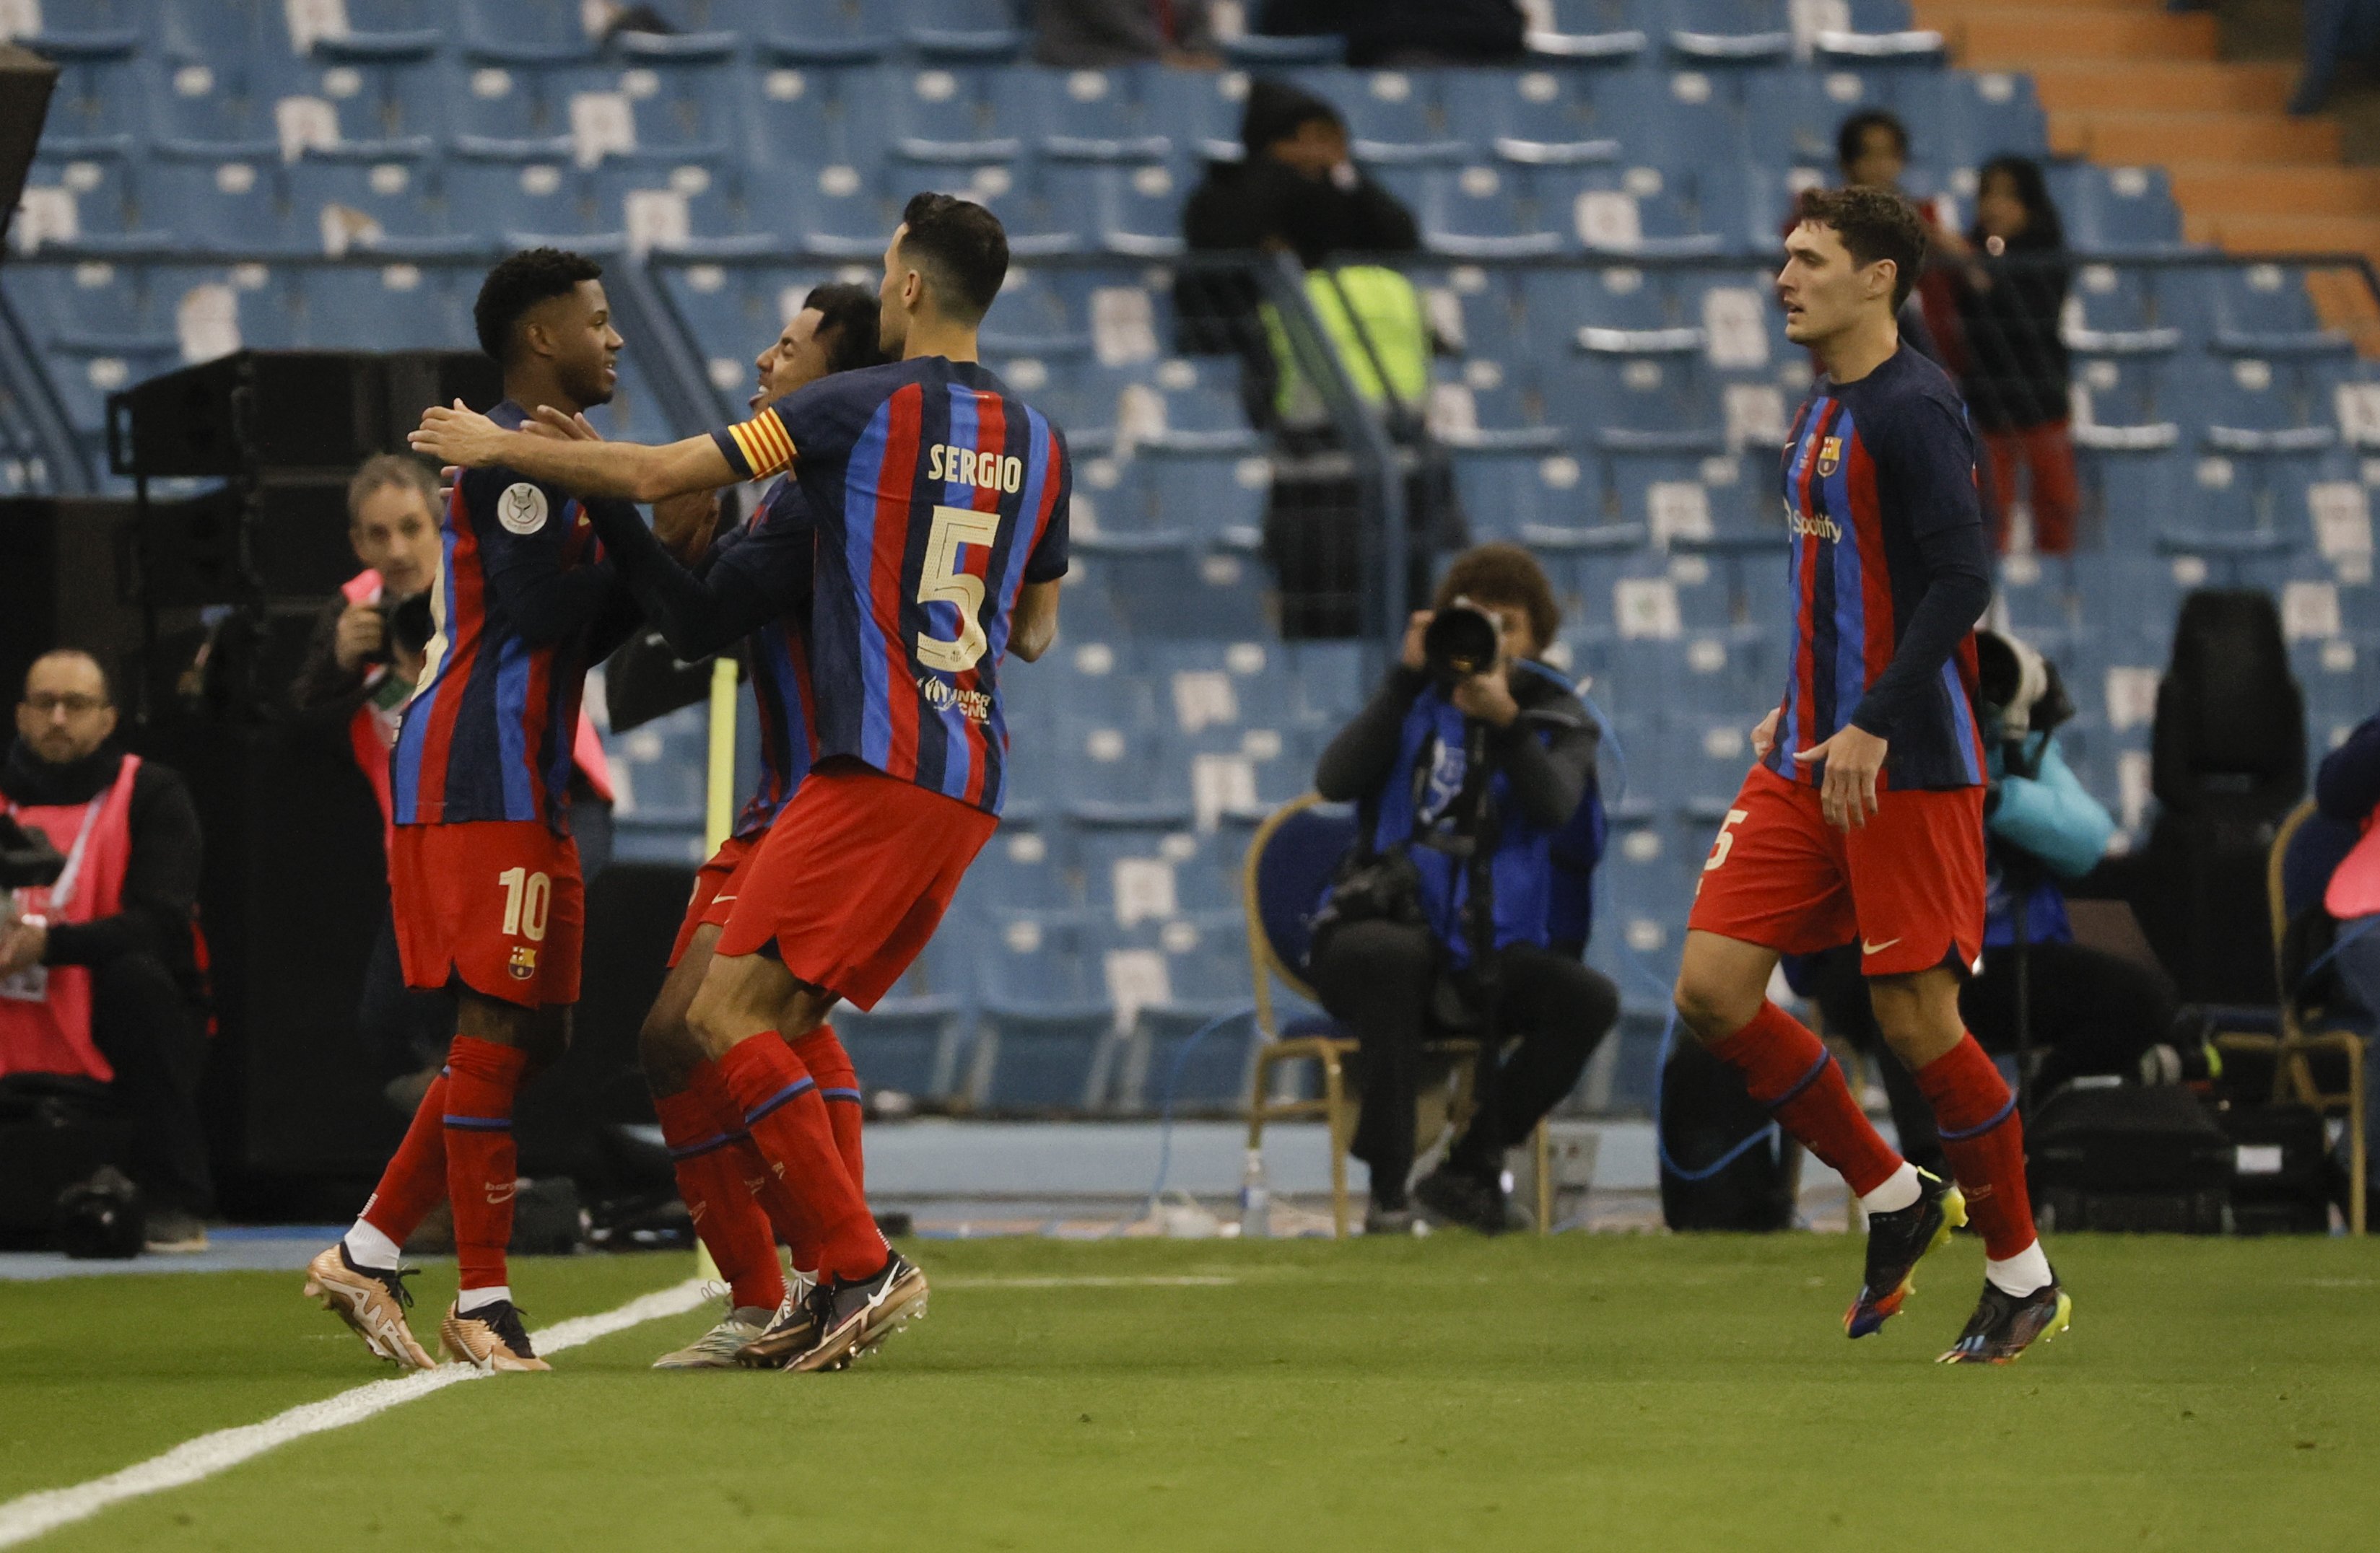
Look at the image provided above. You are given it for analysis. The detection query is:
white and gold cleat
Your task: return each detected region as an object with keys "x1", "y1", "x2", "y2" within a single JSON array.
[
  {"x1": 439, "y1": 1299, "x2": 551, "y2": 1373},
  {"x1": 303, "y1": 1244, "x2": 435, "y2": 1370}
]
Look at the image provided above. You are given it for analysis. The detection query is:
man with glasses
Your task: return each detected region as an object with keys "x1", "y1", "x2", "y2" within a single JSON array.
[{"x1": 0, "y1": 649, "x2": 212, "y2": 1251}]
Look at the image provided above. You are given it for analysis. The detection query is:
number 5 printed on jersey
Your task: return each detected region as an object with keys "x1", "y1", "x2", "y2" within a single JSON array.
[{"x1": 917, "y1": 503, "x2": 1003, "y2": 673}]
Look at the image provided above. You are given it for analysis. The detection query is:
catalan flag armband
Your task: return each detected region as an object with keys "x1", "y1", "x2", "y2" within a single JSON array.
[{"x1": 714, "y1": 410, "x2": 795, "y2": 481}]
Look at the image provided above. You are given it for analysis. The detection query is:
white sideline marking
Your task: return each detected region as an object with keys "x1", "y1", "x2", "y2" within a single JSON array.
[{"x1": 0, "y1": 1278, "x2": 709, "y2": 1549}]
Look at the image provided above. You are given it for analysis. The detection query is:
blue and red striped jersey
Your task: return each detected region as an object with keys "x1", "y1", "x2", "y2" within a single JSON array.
[
  {"x1": 392, "y1": 401, "x2": 622, "y2": 831},
  {"x1": 712, "y1": 476, "x2": 819, "y2": 839},
  {"x1": 1764, "y1": 347, "x2": 1989, "y2": 792},
  {"x1": 712, "y1": 356, "x2": 1071, "y2": 816}
]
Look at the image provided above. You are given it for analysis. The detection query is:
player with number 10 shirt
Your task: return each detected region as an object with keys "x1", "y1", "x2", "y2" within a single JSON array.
[{"x1": 411, "y1": 193, "x2": 1068, "y2": 1373}]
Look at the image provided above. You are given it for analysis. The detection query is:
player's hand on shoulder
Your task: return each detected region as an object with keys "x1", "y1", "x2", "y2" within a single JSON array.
[
  {"x1": 410, "y1": 400, "x2": 507, "y2": 468},
  {"x1": 523, "y1": 406, "x2": 603, "y2": 443}
]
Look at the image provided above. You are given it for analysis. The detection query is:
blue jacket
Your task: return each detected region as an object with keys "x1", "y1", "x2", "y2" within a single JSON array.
[
  {"x1": 1317, "y1": 660, "x2": 1602, "y2": 968},
  {"x1": 1984, "y1": 729, "x2": 2112, "y2": 948}
]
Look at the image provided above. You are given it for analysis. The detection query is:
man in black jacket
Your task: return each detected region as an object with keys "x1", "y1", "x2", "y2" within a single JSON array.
[
  {"x1": 1309, "y1": 545, "x2": 1617, "y2": 1232},
  {"x1": 0, "y1": 649, "x2": 211, "y2": 1249}
]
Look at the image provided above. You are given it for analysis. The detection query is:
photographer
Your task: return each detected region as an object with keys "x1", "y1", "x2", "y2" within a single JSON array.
[
  {"x1": 1309, "y1": 544, "x2": 1617, "y2": 1233},
  {"x1": 1800, "y1": 629, "x2": 2176, "y2": 1169},
  {"x1": 1, "y1": 650, "x2": 212, "y2": 1250}
]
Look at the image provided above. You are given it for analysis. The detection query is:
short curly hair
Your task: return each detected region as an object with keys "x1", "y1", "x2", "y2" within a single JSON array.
[
  {"x1": 1795, "y1": 185, "x2": 1927, "y2": 311},
  {"x1": 1434, "y1": 543, "x2": 1561, "y2": 655},
  {"x1": 473, "y1": 247, "x2": 604, "y2": 364}
]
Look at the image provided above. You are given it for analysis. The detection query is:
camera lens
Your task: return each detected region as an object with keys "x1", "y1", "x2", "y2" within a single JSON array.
[{"x1": 1422, "y1": 604, "x2": 1499, "y2": 684}]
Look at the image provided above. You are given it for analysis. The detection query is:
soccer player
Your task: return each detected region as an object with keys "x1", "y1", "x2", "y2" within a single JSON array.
[
  {"x1": 413, "y1": 193, "x2": 1068, "y2": 1372},
  {"x1": 585, "y1": 284, "x2": 889, "y2": 1368},
  {"x1": 1673, "y1": 187, "x2": 2070, "y2": 1365},
  {"x1": 307, "y1": 249, "x2": 651, "y2": 1373}
]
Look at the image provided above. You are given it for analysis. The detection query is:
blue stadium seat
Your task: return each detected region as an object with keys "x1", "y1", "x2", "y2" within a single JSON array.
[
  {"x1": 979, "y1": 263, "x2": 1094, "y2": 354},
  {"x1": 17, "y1": 152, "x2": 163, "y2": 253},
  {"x1": 1031, "y1": 64, "x2": 1174, "y2": 162},
  {"x1": 735, "y1": 0, "x2": 897, "y2": 64},
  {"x1": 1559, "y1": 336, "x2": 1725, "y2": 450},
  {"x1": 1081, "y1": 162, "x2": 1191, "y2": 258},
  {"x1": 971, "y1": 909, "x2": 1117, "y2": 1112},
  {"x1": 448, "y1": 57, "x2": 575, "y2": 155},
  {"x1": 291, "y1": 153, "x2": 481, "y2": 258},
  {"x1": 1666, "y1": 0, "x2": 1795, "y2": 59},
  {"x1": 2046, "y1": 164, "x2": 2183, "y2": 253},
  {"x1": 147, "y1": 149, "x2": 305, "y2": 253},
  {"x1": 447, "y1": 149, "x2": 604, "y2": 246},
  {"x1": 1287, "y1": 67, "x2": 1470, "y2": 163},
  {"x1": 12, "y1": 0, "x2": 145, "y2": 53},
  {"x1": 1140, "y1": 439, "x2": 1270, "y2": 549},
  {"x1": 1079, "y1": 825, "x2": 1241, "y2": 923},
  {"x1": 1143, "y1": 69, "x2": 1254, "y2": 163},
  {"x1": 887, "y1": 62, "x2": 1028, "y2": 164},
  {"x1": 291, "y1": 0, "x2": 448, "y2": 58},
  {"x1": 1532, "y1": 0, "x2": 1658, "y2": 58},
  {"x1": 2184, "y1": 263, "x2": 2353, "y2": 356},
  {"x1": 741, "y1": 60, "x2": 889, "y2": 172},
  {"x1": 34, "y1": 38, "x2": 143, "y2": 157},
  {"x1": 1454, "y1": 445, "x2": 1598, "y2": 542},
  {"x1": 1534, "y1": 164, "x2": 1729, "y2": 257},
  {"x1": 289, "y1": 262, "x2": 476, "y2": 350},
  {"x1": 1740, "y1": 64, "x2": 1886, "y2": 171},
  {"x1": 1670, "y1": 714, "x2": 1757, "y2": 825},
  {"x1": 146, "y1": 49, "x2": 288, "y2": 158},
  {"x1": 591, "y1": 161, "x2": 776, "y2": 255},
  {"x1": 1102, "y1": 916, "x2": 1260, "y2": 1114},
  {"x1": 1890, "y1": 69, "x2": 2049, "y2": 170},
  {"x1": 458, "y1": 0, "x2": 594, "y2": 64},
  {"x1": 1419, "y1": 163, "x2": 1566, "y2": 258},
  {"x1": 899, "y1": 0, "x2": 1027, "y2": 60},
  {"x1": 293, "y1": 53, "x2": 441, "y2": 156},
  {"x1": 969, "y1": 822, "x2": 1081, "y2": 911},
  {"x1": 578, "y1": 344, "x2": 679, "y2": 445}
]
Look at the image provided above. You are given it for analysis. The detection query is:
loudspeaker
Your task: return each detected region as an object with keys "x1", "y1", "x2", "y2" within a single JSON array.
[
  {"x1": 131, "y1": 478, "x2": 358, "y2": 605},
  {"x1": 0, "y1": 496, "x2": 139, "y2": 701},
  {"x1": 383, "y1": 349, "x2": 502, "y2": 445},
  {"x1": 0, "y1": 45, "x2": 58, "y2": 255},
  {"x1": 110, "y1": 351, "x2": 388, "y2": 477}
]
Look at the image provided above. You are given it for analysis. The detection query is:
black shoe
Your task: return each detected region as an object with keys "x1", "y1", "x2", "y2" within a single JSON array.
[
  {"x1": 787, "y1": 1252, "x2": 928, "y2": 1373},
  {"x1": 1362, "y1": 1203, "x2": 1421, "y2": 1236},
  {"x1": 1938, "y1": 1276, "x2": 2072, "y2": 1365},
  {"x1": 1412, "y1": 1161, "x2": 1507, "y2": 1235},
  {"x1": 1844, "y1": 1169, "x2": 1967, "y2": 1339}
]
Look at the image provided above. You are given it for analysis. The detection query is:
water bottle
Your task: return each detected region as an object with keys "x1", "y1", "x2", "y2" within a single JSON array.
[{"x1": 1238, "y1": 1147, "x2": 1271, "y2": 1239}]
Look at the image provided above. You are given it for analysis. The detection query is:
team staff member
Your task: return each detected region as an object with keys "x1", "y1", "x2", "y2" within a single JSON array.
[
  {"x1": 0, "y1": 651, "x2": 212, "y2": 1253},
  {"x1": 414, "y1": 193, "x2": 1068, "y2": 1373},
  {"x1": 307, "y1": 249, "x2": 642, "y2": 1375},
  {"x1": 1675, "y1": 186, "x2": 2067, "y2": 1366}
]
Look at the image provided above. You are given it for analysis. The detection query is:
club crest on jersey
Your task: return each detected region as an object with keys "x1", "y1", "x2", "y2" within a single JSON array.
[
  {"x1": 499, "y1": 482, "x2": 549, "y2": 535},
  {"x1": 507, "y1": 945, "x2": 539, "y2": 980},
  {"x1": 1815, "y1": 436, "x2": 1842, "y2": 478}
]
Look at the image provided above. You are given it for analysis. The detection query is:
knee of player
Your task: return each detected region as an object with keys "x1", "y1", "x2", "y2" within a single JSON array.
[
  {"x1": 637, "y1": 1016, "x2": 697, "y2": 1093},
  {"x1": 1672, "y1": 968, "x2": 1748, "y2": 1042}
]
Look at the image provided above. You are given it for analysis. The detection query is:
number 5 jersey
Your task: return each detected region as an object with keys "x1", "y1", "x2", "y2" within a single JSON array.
[{"x1": 711, "y1": 356, "x2": 1071, "y2": 817}]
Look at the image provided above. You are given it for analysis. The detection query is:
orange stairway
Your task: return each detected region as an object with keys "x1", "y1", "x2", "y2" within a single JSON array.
[{"x1": 1910, "y1": 0, "x2": 2380, "y2": 264}]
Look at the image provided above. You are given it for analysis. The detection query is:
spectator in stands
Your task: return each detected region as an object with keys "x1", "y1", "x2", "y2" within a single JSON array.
[
  {"x1": 1032, "y1": 0, "x2": 1218, "y2": 66},
  {"x1": 289, "y1": 454, "x2": 616, "y2": 1109},
  {"x1": 1252, "y1": 0, "x2": 1528, "y2": 64},
  {"x1": 1828, "y1": 110, "x2": 1950, "y2": 364},
  {"x1": 0, "y1": 649, "x2": 212, "y2": 1251},
  {"x1": 1184, "y1": 78, "x2": 1419, "y2": 271},
  {"x1": 1940, "y1": 156, "x2": 2079, "y2": 556},
  {"x1": 2311, "y1": 701, "x2": 2380, "y2": 1194},
  {"x1": 1799, "y1": 630, "x2": 2174, "y2": 1172},
  {"x1": 1308, "y1": 544, "x2": 1617, "y2": 1233}
]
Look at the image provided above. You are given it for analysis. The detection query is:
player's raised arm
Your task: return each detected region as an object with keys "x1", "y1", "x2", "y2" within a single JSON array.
[{"x1": 412, "y1": 401, "x2": 746, "y2": 504}]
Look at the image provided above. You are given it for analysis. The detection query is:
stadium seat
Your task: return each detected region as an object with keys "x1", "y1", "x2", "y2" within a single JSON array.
[
  {"x1": 291, "y1": 152, "x2": 482, "y2": 258},
  {"x1": 289, "y1": 262, "x2": 476, "y2": 349},
  {"x1": 458, "y1": 0, "x2": 595, "y2": 64},
  {"x1": 147, "y1": 149, "x2": 306, "y2": 253},
  {"x1": 1665, "y1": 0, "x2": 1794, "y2": 60},
  {"x1": 1032, "y1": 65, "x2": 1175, "y2": 163},
  {"x1": 1101, "y1": 916, "x2": 1260, "y2": 1114},
  {"x1": 290, "y1": 52, "x2": 441, "y2": 157},
  {"x1": 736, "y1": 0, "x2": 897, "y2": 64},
  {"x1": 899, "y1": 0, "x2": 1027, "y2": 60},
  {"x1": 1286, "y1": 68, "x2": 1470, "y2": 165},
  {"x1": 448, "y1": 149, "x2": 606, "y2": 247},
  {"x1": 970, "y1": 909, "x2": 1120, "y2": 1113}
]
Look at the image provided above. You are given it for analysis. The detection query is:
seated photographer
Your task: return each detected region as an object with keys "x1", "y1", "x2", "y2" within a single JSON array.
[
  {"x1": 1801, "y1": 629, "x2": 2174, "y2": 1171},
  {"x1": 1, "y1": 650, "x2": 212, "y2": 1251},
  {"x1": 1309, "y1": 543, "x2": 1618, "y2": 1233},
  {"x1": 292, "y1": 455, "x2": 619, "y2": 1106}
]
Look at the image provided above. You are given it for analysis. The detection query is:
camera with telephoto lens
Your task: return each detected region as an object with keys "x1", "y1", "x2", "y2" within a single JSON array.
[
  {"x1": 1421, "y1": 598, "x2": 1501, "y2": 688},
  {"x1": 363, "y1": 592, "x2": 436, "y2": 667}
]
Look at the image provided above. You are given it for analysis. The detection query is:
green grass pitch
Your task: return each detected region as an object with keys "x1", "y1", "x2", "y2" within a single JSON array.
[{"x1": 4, "y1": 1233, "x2": 2376, "y2": 1551}]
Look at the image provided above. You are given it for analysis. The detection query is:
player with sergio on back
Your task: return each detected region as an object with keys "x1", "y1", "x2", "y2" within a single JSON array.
[
  {"x1": 412, "y1": 194, "x2": 1068, "y2": 1373},
  {"x1": 1674, "y1": 187, "x2": 2070, "y2": 1365}
]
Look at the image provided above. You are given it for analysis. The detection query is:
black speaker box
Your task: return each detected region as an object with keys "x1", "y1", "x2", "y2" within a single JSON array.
[
  {"x1": 0, "y1": 496, "x2": 139, "y2": 702},
  {"x1": 110, "y1": 351, "x2": 390, "y2": 477},
  {"x1": 383, "y1": 349, "x2": 502, "y2": 444},
  {"x1": 131, "y1": 478, "x2": 358, "y2": 605}
]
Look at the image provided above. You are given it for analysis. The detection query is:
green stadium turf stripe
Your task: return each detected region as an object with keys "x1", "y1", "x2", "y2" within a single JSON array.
[{"x1": 0, "y1": 1277, "x2": 708, "y2": 1549}]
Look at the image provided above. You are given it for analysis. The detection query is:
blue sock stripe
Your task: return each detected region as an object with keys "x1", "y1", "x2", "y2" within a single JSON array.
[
  {"x1": 668, "y1": 1132, "x2": 735, "y2": 1161},
  {"x1": 744, "y1": 1075, "x2": 816, "y2": 1124},
  {"x1": 821, "y1": 1087, "x2": 863, "y2": 1104},
  {"x1": 1937, "y1": 1092, "x2": 2019, "y2": 1142},
  {"x1": 441, "y1": 1114, "x2": 513, "y2": 1131},
  {"x1": 1764, "y1": 1050, "x2": 1834, "y2": 1111}
]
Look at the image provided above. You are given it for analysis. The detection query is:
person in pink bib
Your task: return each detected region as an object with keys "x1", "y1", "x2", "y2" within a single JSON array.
[{"x1": 0, "y1": 649, "x2": 212, "y2": 1251}]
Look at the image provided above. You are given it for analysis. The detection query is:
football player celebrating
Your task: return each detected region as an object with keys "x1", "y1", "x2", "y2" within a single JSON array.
[{"x1": 415, "y1": 195, "x2": 1068, "y2": 1372}]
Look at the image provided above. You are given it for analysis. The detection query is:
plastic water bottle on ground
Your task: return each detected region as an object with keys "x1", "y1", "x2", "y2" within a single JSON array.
[{"x1": 1239, "y1": 1148, "x2": 1271, "y2": 1239}]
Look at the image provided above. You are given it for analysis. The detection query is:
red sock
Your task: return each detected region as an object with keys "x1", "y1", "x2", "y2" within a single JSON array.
[
  {"x1": 715, "y1": 1033, "x2": 886, "y2": 1284},
  {"x1": 690, "y1": 1059, "x2": 817, "y2": 1269},
  {"x1": 443, "y1": 1036, "x2": 529, "y2": 1292},
  {"x1": 655, "y1": 1089, "x2": 786, "y2": 1313},
  {"x1": 1915, "y1": 1035, "x2": 2036, "y2": 1259},
  {"x1": 1709, "y1": 1002, "x2": 1903, "y2": 1197},
  {"x1": 793, "y1": 1024, "x2": 865, "y2": 1195},
  {"x1": 361, "y1": 1070, "x2": 449, "y2": 1248}
]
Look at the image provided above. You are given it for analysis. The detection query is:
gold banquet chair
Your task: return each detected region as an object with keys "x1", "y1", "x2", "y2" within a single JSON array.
[
  {"x1": 1240, "y1": 795, "x2": 1553, "y2": 1238},
  {"x1": 2210, "y1": 799, "x2": 2367, "y2": 1233}
]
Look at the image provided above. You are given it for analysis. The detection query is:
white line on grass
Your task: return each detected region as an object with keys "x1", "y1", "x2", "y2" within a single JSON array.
[
  {"x1": 938, "y1": 1275, "x2": 1239, "y2": 1289},
  {"x1": 0, "y1": 1277, "x2": 709, "y2": 1549}
]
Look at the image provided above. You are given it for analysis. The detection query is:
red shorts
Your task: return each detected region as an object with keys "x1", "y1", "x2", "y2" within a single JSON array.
[
  {"x1": 717, "y1": 761, "x2": 996, "y2": 1010},
  {"x1": 1686, "y1": 761, "x2": 1985, "y2": 978},
  {"x1": 388, "y1": 820, "x2": 584, "y2": 1007},
  {"x1": 668, "y1": 831, "x2": 762, "y2": 968}
]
